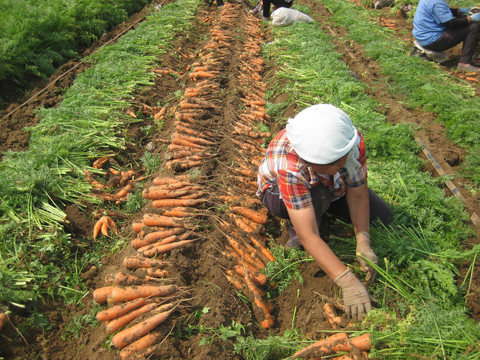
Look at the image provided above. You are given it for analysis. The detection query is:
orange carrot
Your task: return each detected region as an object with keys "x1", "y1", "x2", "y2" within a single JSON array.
[
  {"x1": 242, "y1": 270, "x2": 274, "y2": 329},
  {"x1": 250, "y1": 236, "x2": 275, "y2": 262},
  {"x1": 231, "y1": 206, "x2": 268, "y2": 224},
  {"x1": 93, "y1": 286, "x2": 115, "y2": 304},
  {"x1": 234, "y1": 265, "x2": 267, "y2": 286},
  {"x1": 171, "y1": 137, "x2": 205, "y2": 149},
  {"x1": 143, "y1": 214, "x2": 184, "y2": 228},
  {"x1": 349, "y1": 334, "x2": 372, "y2": 351},
  {"x1": 143, "y1": 227, "x2": 186, "y2": 243},
  {"x1": 230, "y1": 214, "x2": 256, "y2": 233},
  {"x1": 83, "y1": 168, "x2": 105, "y2": 190},
  {"x1": 105, "y1": 272, "x2": 145, "y2": 286},
  {"x1": 112, "y1": 309, "x2": 174, "y2": 349},
  {"x1": 96, "y1": 298, "x2": 149, "y2": 322},
  {"x1": 119, "y1": 331, "x2": 163, "y2": 359},
  {"x1": 143, "y1": 187, "x2": 191, "y2": 200},
  {"x1": 106, "y1": 302, "x2": 160, "y2": 334},
  {"x1": 324, "y1": 303, "x2": 343, "y2": 329},
  {"x1": 172, "y1": 132, "x2": 215, "y2": 146},
  {"x1": 291, "y1": 332, "x2": 350, "y2": 358},
  {"x1": 123, "y1": 256, "x2": 169, "y2": 269},
  {"x1": 137, "y1": 235, "x2": 178, "y2": 253},
  {"x1": 115, "y1": 183, "x2": 134, "y2": 199},
  {"x1": 152, "y1": 177, "x2": 182, "y2": 186},
  {"x1": 107, "y1": 285, "x2": 178, "y2": 304},
  {"x1": 142, "y1": 239, "x2": 196, "y2": 258},
  {"x1": 154, "y1": 106, "x2": 168, "y2": 120},
  {"x1": 160, "y1": 207, "x2": 196, "y2": 217},
  {"x1": 152, "y1": 198, "x2": 206, "y2": 208},
  {"x1": 93, "y1": 217, "x2": 106, "y2": 240},
  {"x1": 132, "y1": 222, "x2": 144, "y2": 233},
  {"x1": 141, "y1": 268, "x2": 169, "y2": 278},
  {"x1": 92, "y1": 156, "x2": 112, "y2": 169}
]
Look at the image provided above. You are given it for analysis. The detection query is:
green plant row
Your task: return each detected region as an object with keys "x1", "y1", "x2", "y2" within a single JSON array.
[
  {"x1": 0, "y1": 0, "x2": 152, "y2": 106},
  {"x1": 320, "y1": 0, "x2": 480, "y2": 187},
  {"x1": 232, "y1": 5, "x2": 480, "y2": 359},
  {"x1": 0, "y1": 0, "x2": 198, "y2": 324}
]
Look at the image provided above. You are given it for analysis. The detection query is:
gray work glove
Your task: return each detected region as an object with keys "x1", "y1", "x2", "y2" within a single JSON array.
[
  {"x1": 334, "y1": 268, "x2": 372, "y2": 319},
  {"x1": 356, "y1": 231, "x2": 378, "y2": 285}
]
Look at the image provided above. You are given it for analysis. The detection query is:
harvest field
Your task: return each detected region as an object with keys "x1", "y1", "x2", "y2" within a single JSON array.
[{"x1": 1, "y1": 0, "x2": 480, "y2": 359}]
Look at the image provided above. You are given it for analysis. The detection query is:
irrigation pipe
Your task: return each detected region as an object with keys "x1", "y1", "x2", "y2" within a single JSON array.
[{"x1": 415, "y1": 136, "x2": 479, "y2": 226}]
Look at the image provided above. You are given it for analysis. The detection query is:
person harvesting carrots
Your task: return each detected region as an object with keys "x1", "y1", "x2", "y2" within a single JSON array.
[
  {"x1": 256, "y1": 104, "x2": 392, "y2": 319},
  {"x1": 412, "y1": 0, "x2": 480, "y2": 72}
]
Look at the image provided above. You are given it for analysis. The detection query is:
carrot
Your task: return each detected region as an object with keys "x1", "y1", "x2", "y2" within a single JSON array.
[
  {"x1": 152, "y1": 177, "x2": 182, "y2": 186},
  {"x1": 92, "y1": 156, "x2": 112, "y2": 169},
  {"x1": 107, "y1": 285, "x2": 178, "y2": 304},
  {"x1": 143, "y1": 214, "x2": 184, "y2": 228},
  {"x1": 234, "y1": 265, "x2": 267, "y2": 286},
  {"x1": 106, "y1": 302, "x2": 160, "y2": 334},
  {"x1": 93, "y1": 286, "x2": 115, "y2": 304},
  {"x1": 83, "y1": 169, "x2": 105, "y2": 190},
  {"x1": 171, "y1": 137, "x2": 205, "y2": 149},
  {"x1": 106, "y1": 272, "x2": 145, "y2": 286},
  {"x1": 142, "y1": 239, "x2": 196, "y2": 258},
  {"x1": 232, "y1": 206, "x2": 268, "y2": 224},
  {"x1": 189, "y1": 70, "x2": 216, "y2": 79},
  {"x1": 324, "y1": 303, "x2": 342, "y2": 329},
  {"x1": 133, "y1": 234, "x2": 176, "y2": 250},
  {"x1": 132, "y1": 222, "x2": 144, "y2": 233},
  {"x1": 230, "y1": 214, "x2": 257, "y2": 233},
  {"x1": 144, "y1": 228, "x2": 186, "y2": 242},
  {"x1": 250, "y1": 236, "x2": 275, "y2": 262},
  {"x1": 225, "y1": 272, "x2": 246, "y2": 292},
  {"x1": 115, "y1": 183, "x2": 134, "y2": 199},
  {"x1": 0, "y1": 312, "x2": 9, "y2": 332},
  {"x1": 141, "y1": 268, "x2": 169, "y2": 278},
  {"x1": 93, "y1": 217, "x2": 106, "y2": 240},
  {"x1": 142, "y1": 187, "x2": 191, "y2": 200},
  {"x1": 349, "y1": 333, "x2": 372, "y2": 351},
  {"x1": 291, "y1": 332, "x2": 349, "y2": 358},
  {"x1": 167, "y1": 159, "x2": 204, "y2": 172},
  {"x1": 112, "y1": 309, "x2": 174, "y2": 349},
  {"x1": 119, "y1": 331, "x2": 163, "y2": 359},
  {"x1": 123, "y1": 256, "x2": 169, "y2": 269},
  {"x1": 242, "y1": 269, "x2": 274, "y2": 329},
  {"x1": 96, "y1": 298, "x2": 150, "y2": 322},
  {"x1": 172, "y1": 132, "x2": 215, "y2": 146},
  {"x1": 154, "y1": 106, "x2": 168, "y2": 120},
  {"x1": 137, "y1": 235, "x2": 177, "y2": 253},
  {"x1": 160, "y1": 207, "x2": 196, "y2": 217},
  {"x1": 152, "y1": 198, "x2": 206, "y2": 208}
]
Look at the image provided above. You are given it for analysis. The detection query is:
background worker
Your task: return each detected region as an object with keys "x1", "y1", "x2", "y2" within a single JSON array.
[
  {"x1": 261, "y1": 0, "x2": 294, "y2": 21},
  {"x1": 412, "y1": 0, "x2": 480, "y2": 72},
  {"x1": 256, "y1": 104, "x2": 392, "y2": 319}
]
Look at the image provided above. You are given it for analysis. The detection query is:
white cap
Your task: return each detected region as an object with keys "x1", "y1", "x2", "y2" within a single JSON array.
[{"x1": 286, "y1": 104, "x2": 358, "y2": 164}]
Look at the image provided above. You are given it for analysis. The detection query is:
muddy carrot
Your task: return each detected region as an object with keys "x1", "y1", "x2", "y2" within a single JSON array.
[
  {"x1": 242, "y1": 270, "x2": 274, "y2": 329},
  {"x1": 96, "y1": 298, "x2": 149, "y2": 322},
  {"x1": 137, "y1": 235, "x2": 178, "y2": 253},
  {"x1": 142, "y1": 239, "x2": 196, "y2": 258},
  {"x1": 349, "y1": 333, "x2": 372, "y2": 351},
  {"x1": 93, "y1": 217, "x2": 106, "y2": 240},
  {"x1": 291, "y1": 332, "x2": 349, "y2": 358},
  {"x1": 93, "y1": 286, "x2": 115, "y2": 304},
  {"x1": 106, "y1": 272, "x2": 144, "y2": 286},
  {"x1": 152, "y1": 198, "x2": 206, "y2": 208},
  {"x1": 172, "y1": 132, "x2": 215, "y2": 146},
  {"x1": 152, "y1": 178, "x2": 182, "y2": 186},
  {"x1": 141, "y1": 268, "x2": 169, "y2": 278},
  {"x1": 119, "y1": 331, "x2": 163, "y2": 359},
  {"x1": 106, "y1": 302, "x2": 160, "y2": 334},
  {"x1": 324, "y1": 303, "x2": 343, "y2": 329},
  {"x1": 123, "y1": 256, "x2": 169, "y2": 269},
  {"x1": 144, "y1": 228, "x2": 185, "y2": 242},
  {"x1": 143, "y1": 214, "x2": 184, "y2": 228},
  {"x1": 250, "y1": 236, "x2": 275, "y2": 262},
  {"x1": 142, "y1": 187, "x2": 191, "y2": 200},
  {"x1": 234, "y1": 265, "x2": 267, "y2": 286},
  {"x1": 112, "y1": 309, "x2": 174, "y2": 349},
  {"x1": 132, "y1": 222, "x2": 144, "y2": 233},
  {"x1": 231, "y1": 206, "x2": 268, "y2": 224},
  {"x1": 107, "y1": 285, "x2": 178, "y2": 304}
]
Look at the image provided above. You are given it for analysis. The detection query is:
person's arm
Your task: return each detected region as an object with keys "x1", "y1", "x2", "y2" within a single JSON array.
[
  {"x1": 287, "y1": 205, "x2": 372, "y2": 318},
  {"x1": 346, "y1": 182, "x2": 378, "y2": 284},
  {"x1": 287, "y1": 206, "x2": 346, "y2": 279}
]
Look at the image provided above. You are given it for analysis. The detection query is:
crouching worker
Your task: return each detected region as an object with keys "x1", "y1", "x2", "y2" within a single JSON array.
[
  {"x1": 256, "y1": 104, "x2": 392, "y2": 319},
  {"x1": 412, "y1": 0, "x2": 480, "y2": 72}
]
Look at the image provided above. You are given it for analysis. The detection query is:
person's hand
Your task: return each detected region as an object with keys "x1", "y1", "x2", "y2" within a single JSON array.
[
  {"x1": 356, "y1": 231, "x2": 378, "y2": 284},
  {"x1": 334, "y1": 268, "x2": 372, "y2": 319},
  {"x1": 460, "y1": 7, "x2": 471, "y2": 14},
  {"x1": 470, "y1": 12, "x2": 480, "y2": 22}
]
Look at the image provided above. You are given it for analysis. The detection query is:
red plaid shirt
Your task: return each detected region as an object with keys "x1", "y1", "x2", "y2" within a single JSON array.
[{"x1": 256, "y1": 129, "x2": 367, "y2": 210}]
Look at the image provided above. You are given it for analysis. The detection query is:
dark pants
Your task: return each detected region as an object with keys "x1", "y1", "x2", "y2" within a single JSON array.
[
  {"x1": 262, "y1": 0, "x2": 293, "y2": 18},
  {"x1": 260, "y1": 184, "x2": 392, "y2": 227},
  {"x1": 424, "y1": 23, "x2": 479, "y2": 64}
]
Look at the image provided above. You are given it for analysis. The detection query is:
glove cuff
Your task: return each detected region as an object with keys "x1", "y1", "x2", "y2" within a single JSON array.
[{"x1": 334, "y1": 268, "x2": 353, "y2": 286}]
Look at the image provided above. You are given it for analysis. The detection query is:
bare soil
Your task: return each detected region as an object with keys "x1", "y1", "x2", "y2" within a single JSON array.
[{"x1": 0, "y1": 1, "x2": 479, "y2": 359}]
